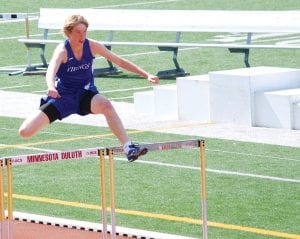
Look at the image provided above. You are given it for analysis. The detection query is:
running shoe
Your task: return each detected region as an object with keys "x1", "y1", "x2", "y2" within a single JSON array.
[{"x1": 126, "y1": 144, "x2": 148, "y2": 162}]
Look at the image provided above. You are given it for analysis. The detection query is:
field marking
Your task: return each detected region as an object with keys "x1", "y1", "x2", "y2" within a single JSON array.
[
  {"x1": 93, "y1": 0, "x2": 183, "y2": 8},
  {"x1": 0, "y1": 127, "x2": 98, "y2": 137},
  {"x1": 109, "y1": 96, "x2": 133, "y2": 100},
  {"x1": 212, "y1": 33, "x2": 299, "y2": 43},
  {"x1": 113, "y1": 157, "x2": 300, "y2": 183},
  {"x1": 0, "y1": 44, "x2": 198, "y2": 70},
  {"x1": 101, "y1": 86, "x2": 152, "y2": 93},
  {"x1": 33, "y1": 86, "x2": 153, "y2": 94},
  {"x1": 0, "y1": 85, "x2": 31, "y2": 90},
  {"x1": 0, "y1": 122, "x2": 214, "y2": 149},
  {"x1": 8, "y1": 193, "x2": 300, "y2": 239},
  {"x1": 0, "y1": 143, "x2": 60, "y2": 153},
  {"x1": 0, "y1": 0, "x2": 183, "y2": 24},
  {"x1": 0, "y1": 32, "x2": 60, "y2": 41},
  {"x1": 96, "y1": 46, "x2": 202, "y2": 60},
  {"x1": 208, "y1": 149, "x2": 300, "y2": 162},
  {"x1": 13, "y1": 0, "x2": 185, "y2": 17}
]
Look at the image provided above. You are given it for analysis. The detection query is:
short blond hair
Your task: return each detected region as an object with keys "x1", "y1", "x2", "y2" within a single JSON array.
[{"x1": 63, "y1": 14, "x2": 89, "y2": 36}]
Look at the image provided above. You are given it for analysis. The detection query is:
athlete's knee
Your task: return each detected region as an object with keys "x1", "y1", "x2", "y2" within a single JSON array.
[
  {"x1": 102, "y1": 100, "x2": 116, "y2": 116},
  {"x1": 102, "y1": 99, "x2": 114, "y2": 111},
  {"x1": 93, "y1": 97, "x2": 114, "y2": 114},
  {"x1": 19, "y1": 125, "x2": 34, "y2": 138},
  {"x1": 18, "y1": 110, "x2": 50, "y2": 138}
]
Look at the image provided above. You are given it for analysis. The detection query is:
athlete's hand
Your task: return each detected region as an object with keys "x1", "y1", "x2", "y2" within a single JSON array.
[
  {"x1": 47, "y1": 87, "x2": 61, "y2": 98},
  {"x1": 147, "y1": 75, "x2": 159, "y2": 84}
]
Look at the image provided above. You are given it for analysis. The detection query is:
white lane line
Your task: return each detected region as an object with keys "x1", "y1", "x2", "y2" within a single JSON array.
[
  {"x1": 32, "y1": 86, "x2": 152, "y2": 94},
  {"x1": 0, "y1": 32, "x2": 61, "y2": 41},
  {"x1": 115, "y1": 157, "x2": 300, "y2": 184},
  {"x1": 207, "y1": 149, "x2": 300, "y2": 162},
  {"x1": 109, "y1": 96, "x2": 133, "y2": 100},
  {"x1": 0, "y1": 85, "x2": 31, "y2": 90},
  {"x1": 102, "y1": 86, "x2": 152, "y2": 93},
  {"x1": 0, "y1": 46, "x2": 200, "y2": 70},
  {"x1": 0, "y1": 144, "x2": 60, "y2": 153},
  {"x1": 0, "y1": 128, "x2": 96, "y2": 138},
  {"x1": 93, "y1": 0, "x2": 183, "y2": 8}
]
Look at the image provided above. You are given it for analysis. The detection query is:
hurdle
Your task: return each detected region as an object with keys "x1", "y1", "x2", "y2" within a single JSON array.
[
  {"x1": 0, "y1": 160, "x2": 5, "y2": 239},
  {"x1": 0, "y1": 139, "x2": 207, "y2": 239},
  {"x1": 108, "y1": 139, "x2": 207, "y2": 239},
  {"x1": 0, "y1": 159, "x2": 13, "y2": 239},
  {"x1": 0, "y1": 13, "x2": 28, "y2": 21}
]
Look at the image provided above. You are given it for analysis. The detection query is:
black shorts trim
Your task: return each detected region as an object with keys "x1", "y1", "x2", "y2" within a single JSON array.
[
  {"x1": 40, "y1": 102, "x2": 61, "y2": 123},
  {"x1": 79, "y1": 90, "x2": 98, "y2": 115}
]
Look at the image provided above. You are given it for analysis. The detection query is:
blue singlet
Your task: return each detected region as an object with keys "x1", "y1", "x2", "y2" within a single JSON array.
[{"x1": 40, "y1": 39, "x2": 99, "y2": 119}]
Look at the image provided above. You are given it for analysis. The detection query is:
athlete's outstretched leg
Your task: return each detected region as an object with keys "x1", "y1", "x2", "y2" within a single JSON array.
[
  {"x1": 19, "y1": 110, "x2": 50, "y2": 138},
  {"x1": 90, "y1": 94, "x2": 147, "y2": 162},
  {"x1": 91, "y1": 94, "x2": 129, "y2": 144}
]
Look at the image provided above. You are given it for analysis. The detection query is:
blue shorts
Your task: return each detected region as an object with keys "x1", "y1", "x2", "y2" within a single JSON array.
[{"x1": 40, "y1": 88, "x2": 99, "y2": 123}]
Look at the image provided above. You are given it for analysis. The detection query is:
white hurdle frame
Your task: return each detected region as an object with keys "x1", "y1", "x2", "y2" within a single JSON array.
[{"x1": 0, "y1": 139, "x2": 207, "y2": 239}]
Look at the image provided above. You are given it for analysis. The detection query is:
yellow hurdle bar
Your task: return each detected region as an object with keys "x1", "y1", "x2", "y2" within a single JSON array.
[
  {"x1": 199, "y1": 140, "x2": 208, "y2": 239},
  {"x1": 109, "y1": 139, "x2": 201, "y2": 154},
  {"x1": 108, "y1": 149, "x2": 117, "y2": 239},
  {"x1": 7, "y1": 159, "x2": 13, "y2": 239},
  {"x1": 0, "y1": 160, "x2": 5, "y2": 239},
  {"x1": 99, "y1": 149, "x2": 107, "y2": 239}
]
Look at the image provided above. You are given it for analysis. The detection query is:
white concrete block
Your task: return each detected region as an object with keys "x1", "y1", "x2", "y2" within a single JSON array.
[
  {"x1": 134, "y1": 91, "x2": 154, "y2": 114},
  {"x1": 154, "y1": 84, "x2": 178, "y2": 119},
  {"x1": 293, "y1": 102, "x2": 300, "y2": 130},
  {"x1": 255, "y1": 88, "x2": 300, "y2": 129},
  {"x1": 209, "y1": 66, "x2": 300, "y2": 126},
  {"x1": 177, "y1": 74, "x2": 210, "y2": 121}
]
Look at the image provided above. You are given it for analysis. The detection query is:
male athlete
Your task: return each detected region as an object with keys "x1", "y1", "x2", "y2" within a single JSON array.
[{"x1": 19, "y1": 14, "x2": 159, "y2": 162}]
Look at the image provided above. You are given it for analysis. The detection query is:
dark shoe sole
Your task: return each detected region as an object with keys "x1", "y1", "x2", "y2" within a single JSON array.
[{"x1": 128, "y1": 147, "x2": 148, "y2": 162}]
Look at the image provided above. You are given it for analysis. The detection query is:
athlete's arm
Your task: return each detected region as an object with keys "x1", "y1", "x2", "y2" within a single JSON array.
[
  {"x1": 89, "y1": 39, "x2": 159, "y2": 84},
  {"x1": 46, "y1": 43, "x2": 67, "y2": 98}
]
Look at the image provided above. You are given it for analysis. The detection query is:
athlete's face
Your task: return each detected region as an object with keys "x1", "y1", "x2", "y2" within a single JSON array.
[{"x1": 69, "y1": 23, "x2": 87, "y2": 45}]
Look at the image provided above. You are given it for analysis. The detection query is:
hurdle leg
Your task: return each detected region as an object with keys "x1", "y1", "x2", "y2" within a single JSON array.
[
  {"x1": 0, "y1": 160, "x2": 5, "y2": 239},
  {"x1": 199, "y1": 140, "x2": 208, "y2": 239},
  {"x1": 99, "y1": 149, "x2": 108, "y2": 239},
  {"x1": 7, "y1": 159, "x2": 13, "y2": 239},
  {"x1": 108, "y1": 149, "x2": 116, "y2": 239}
]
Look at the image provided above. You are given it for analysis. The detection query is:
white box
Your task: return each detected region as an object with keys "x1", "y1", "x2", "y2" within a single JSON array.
[
  {"x1": 255, "y1": 88, "x2": 300, "y2": 129},
  {"x1": 154, "y1": 84, "x2": 178, "y2": 119},
  {"x1": 293, "y1": 103, "x2": 300, "y2": 130},
  {"x1": 177, "y1": 75, "x2": 210, "y2": 121},
  {"x1": 209, "y1": 67, "x2": 300, "y2": 126},
  {"x1": 134, "y1": 91, "x2": 154, "y2": 114}
]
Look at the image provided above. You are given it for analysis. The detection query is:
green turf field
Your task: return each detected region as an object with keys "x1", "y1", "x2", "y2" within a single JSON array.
[{"x1": 0, "y1": 1, "x2": 300, "y2": 238}]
